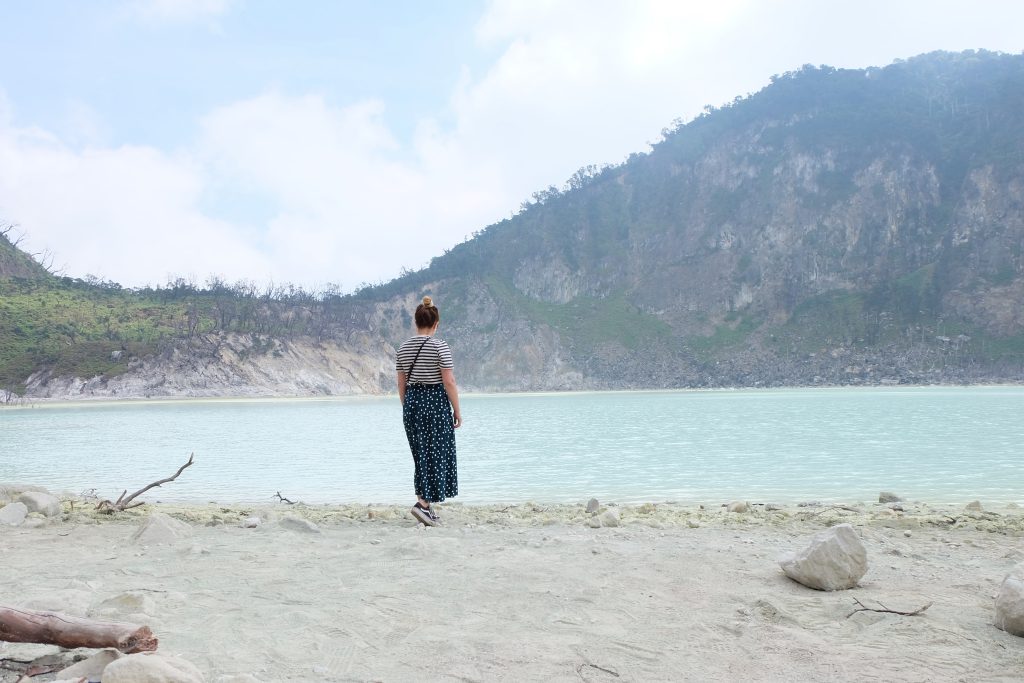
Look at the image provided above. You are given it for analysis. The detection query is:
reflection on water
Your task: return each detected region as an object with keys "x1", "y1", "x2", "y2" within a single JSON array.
[{"x1": 2, "y1": 387, "x2": 1022, "y2": 504}]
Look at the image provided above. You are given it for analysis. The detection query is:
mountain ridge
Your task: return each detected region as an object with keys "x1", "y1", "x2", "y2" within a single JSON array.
[{"x1": 2, "y1": 50, "x2": 1023, "y2": 399}]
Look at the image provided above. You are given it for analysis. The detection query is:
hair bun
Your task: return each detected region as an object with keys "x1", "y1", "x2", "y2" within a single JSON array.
[{"x1": 422, "y1": 296, "x2": 433, "y2": 307}]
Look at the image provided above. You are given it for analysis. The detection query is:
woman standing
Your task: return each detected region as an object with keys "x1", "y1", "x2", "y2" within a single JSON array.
[{"x1": 396, "y1": 296, "x2": 462, "y2": 526}]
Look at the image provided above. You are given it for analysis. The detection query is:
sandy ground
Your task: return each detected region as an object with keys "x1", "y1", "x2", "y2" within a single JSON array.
[{"x1": 3, "y1": 500, "x2": 1024, "y2": 682}]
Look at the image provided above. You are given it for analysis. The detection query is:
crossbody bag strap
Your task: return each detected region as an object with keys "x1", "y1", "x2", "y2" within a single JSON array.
[{"x1": 405, "y1": 337, "x2": 431, "y2": 385}]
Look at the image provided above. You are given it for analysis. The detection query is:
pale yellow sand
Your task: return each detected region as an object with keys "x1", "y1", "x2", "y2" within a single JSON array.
[{"x1": 2, "y1": 501, "x2": 1023, "y2": 682}]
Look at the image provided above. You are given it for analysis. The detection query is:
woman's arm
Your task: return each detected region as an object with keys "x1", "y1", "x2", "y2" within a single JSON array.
[
  {"x1": 440, "y1": 368, "x2": 462, "y2": 428},
  {"x1": 396, "y1": 371, "x2": 407, "y2": 404}
]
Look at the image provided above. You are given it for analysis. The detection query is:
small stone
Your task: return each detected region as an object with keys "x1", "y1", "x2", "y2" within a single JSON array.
[
  {"x1": 586, "y1": 517, "x2": 601, "y2": 528},
  {"x1": 598, "y1": 509, "x2": 620, "y2": 527},
  {"x1": 0, "y1": 502, "x2": 28, "y2": 526},
  {"x1": 995, "y1": 563, "x2": 1024, "y2": 637},
  {"x1": 966, "y1": 500, "x2": 983, "y2": 511},
  {"x1": 727, "y1": 501, "x2": 750, "y2": 513},
  {"x1": 130, "y1": 513, "x2": 193, "y2": 545},
  {"x1": 778, "y1": 523, "x2": 868, "y2": 591},
  {"x1": 22, "y1": 514, "x2": 47, "y2": 529},
  {"x1": 903, "y1": 530, "x2": 912, "y2": 538},
  {"x1": 370, "y1": 538, "x2": 382, "y2": 545},
  {"x1": 240, "y1": 516, "x2": 261, "y2": 528},
  {"x1": 57, "y1": 648, "x2": 124, "y2": 679},
  {"x1": 585, "y1": 498, "x2": 600, "y2": 514},
  {"x1": 101, "y1": 652, "x2": 204, "y2": 683},
  {"x1": 279, "y1": 515, "x2": 320, "y2": 534},
  {"x1": 17, "y1": 491, "x2": 62, "y2": 517},
  {"x1": 687, "y1": 519, "x2": 700, "y2": 528},
  {"x1": 879, "y1": 492, "x2": 902, "y2": 503}
]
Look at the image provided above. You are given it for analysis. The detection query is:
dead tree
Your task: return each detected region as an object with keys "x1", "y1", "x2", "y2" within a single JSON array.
[
  {"x1": 97, "y1": 453, "x2": 194, "y2": 512},
  {"x1": 0, "y1": 606, "x2": 157, "y2": 653}
]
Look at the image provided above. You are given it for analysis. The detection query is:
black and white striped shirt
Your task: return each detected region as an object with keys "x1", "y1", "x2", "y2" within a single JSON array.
[{"x1": 395, "y1": 336, "x2": 454, "y2": 384}]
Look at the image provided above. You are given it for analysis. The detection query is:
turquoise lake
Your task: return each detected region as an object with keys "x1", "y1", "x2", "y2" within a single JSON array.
[{"x1": 1, "y1": 387, "x2": 1021, "y2": 505}]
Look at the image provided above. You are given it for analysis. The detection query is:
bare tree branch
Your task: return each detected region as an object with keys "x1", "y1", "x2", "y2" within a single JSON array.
[
  {"x1": 97, "y1": 453, "x2": 194, "y2": 512},
  {"x1": 846, "y1": 597, "x2": 932, "y2": 618}
]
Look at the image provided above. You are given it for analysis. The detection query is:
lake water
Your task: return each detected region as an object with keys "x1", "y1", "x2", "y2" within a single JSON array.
[{"x1": 1, "y1": 387, "x2": 1022, "y2": 506}]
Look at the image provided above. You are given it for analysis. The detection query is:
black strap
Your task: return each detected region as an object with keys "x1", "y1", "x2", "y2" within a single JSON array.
[{"x1": 405, "y1": 337, "x2": 430, "y2": 385}]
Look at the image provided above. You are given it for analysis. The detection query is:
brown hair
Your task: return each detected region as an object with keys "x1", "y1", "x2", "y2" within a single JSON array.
[{"x1": 415, "y1": 295, "x2": 439, "y2": 329}]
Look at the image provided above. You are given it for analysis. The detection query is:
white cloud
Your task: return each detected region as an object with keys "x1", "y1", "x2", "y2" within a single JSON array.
[
  {"x1": 4, "y1": 0, "x2": 1024, "y2": 289},
  {"x1": 0, "y1": 100, "x2": 272, "y2": 286}
]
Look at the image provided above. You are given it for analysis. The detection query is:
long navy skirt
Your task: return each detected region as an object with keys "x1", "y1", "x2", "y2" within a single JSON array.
[{"x1": 403, "y1": 383, "x2": 458, "y2": 503}]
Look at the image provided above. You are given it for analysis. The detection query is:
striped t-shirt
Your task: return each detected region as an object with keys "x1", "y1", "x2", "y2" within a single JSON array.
[{"x1": 395, "y1": 336, "x2": 454, "y2": 384}]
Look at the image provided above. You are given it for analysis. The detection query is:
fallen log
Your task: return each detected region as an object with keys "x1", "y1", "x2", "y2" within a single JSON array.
[{"x1": 0, "y1": 606, "x2": 158, "y2": 653}]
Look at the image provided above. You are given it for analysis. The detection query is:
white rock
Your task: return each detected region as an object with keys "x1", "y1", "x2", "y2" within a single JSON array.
[
  {"x1": 727, "y1": 501, "x2": 750, "y2": 513},
  {"x1": 101, "y1": 652, "x2": 204, "y2": 683},
  {"x1": 585, "y1": 498, "x2": 600, "y2": 514},
  {"x1": 17, "y1": 491, "x2": 62, "y2": 517},
  {"x1": 279, "y1": 515, "x2": 320, "y2": 533},
  {"x1": 586, "y1": 516, "x2": 601, "y2": 528},
  {"x1": 22, "y1": 513, "x2": 48, "y2": 529},
  {"x1": 0, "y1": 483, "x2": 48, "y2": 500},
  {"x1": 778, "y1": 523, "x2": 868, "y2": 591},
  {"x1": 57, "y1": 647, "x2": 124, "y2": 679},
  {"x1": 130, "y1": 513, "x2": 193, "y2": 545},
  {"x1": 879, "y1": 491, "x2": 902, "y2": 503},
  {"x1": 0, "y1": 502, "x2": 28, "y2": 526},
  {"x1": 598, "y1": 509, "x2": 620, "y2": 528},
  {"x1": 965, "y1": 500, "x2": 983, "y2": 511},
  {"x1": 240, "y1": 516, "x2": 261, "y2": 528},
  {"x1": 995, "y1": 563, "x2": 1024, "y2": 637},
  {"x1": 687, "y1": 519, "x2": 701, "y2": 528}
]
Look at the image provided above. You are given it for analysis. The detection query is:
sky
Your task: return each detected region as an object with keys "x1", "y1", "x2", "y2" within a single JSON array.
[{"x1": 0, "y1": 0, "x2": 1022, "y2": 291}]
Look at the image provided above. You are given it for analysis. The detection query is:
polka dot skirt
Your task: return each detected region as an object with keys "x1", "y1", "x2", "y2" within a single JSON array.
[{"x1": 403, "y1": 383, "x2": 458, "y2": 503}]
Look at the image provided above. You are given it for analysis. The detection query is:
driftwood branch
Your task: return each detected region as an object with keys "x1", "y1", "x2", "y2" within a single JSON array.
[
  {"x1": 577, "y1": 662, "x2": 620, "y2": 679},
  {"x1": 275, "y1": 491, "x2": 296, "y2": 505},
  {"x1": 808, "y1": 505, "x2": 863, "y2": 516},
  {"x1": 846, "y1": 597, "x2": 932, "y2": 619},
  {"x1": 0, "y1": 606, "x2": 158, "y2": 653},
  {"x1": 97, "y1": 453, "x2": 194, "y2": 512}
]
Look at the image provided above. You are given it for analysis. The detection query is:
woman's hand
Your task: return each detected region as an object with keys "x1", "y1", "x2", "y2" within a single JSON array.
[{"x1": 453, "y1": 411, "x2": 462, "y2": 428}]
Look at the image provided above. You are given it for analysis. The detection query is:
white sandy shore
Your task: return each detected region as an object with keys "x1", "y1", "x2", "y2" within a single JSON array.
[{"x1": 2, "y1": 500, "x2": 1024, "y2": 682}]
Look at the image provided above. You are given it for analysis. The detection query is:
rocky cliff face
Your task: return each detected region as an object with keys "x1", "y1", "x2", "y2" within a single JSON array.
[
  {"x1": 22, "y1": 333, "x2": 395, "y2": 400},
  {"x1": 359, "y1": 51, "x2": 1024, "y2": 390}
]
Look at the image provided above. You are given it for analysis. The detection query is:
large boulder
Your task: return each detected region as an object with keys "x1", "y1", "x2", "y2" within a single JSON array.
[
  {"x1": 130, "y1": 513, "x2": 193, "y2": 545},
  {"x1": 0, "y1": 502, "x2": 28, "y2": 526},
  {"x1": 778, "y1": 523, "x2": 868, "y2": 591},
  {"x1": 101, "y1": 652, "x2": 204, "y2": 683},
  {"x1": 995, "y1": 563, "x2": 1024, "y2": 637},
  {"x1": 17, "y1": 491, "x2": 62, "y2": 517},
  {"x1": 598, "y1": 509, "x2": 620, "y2": 527}
]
